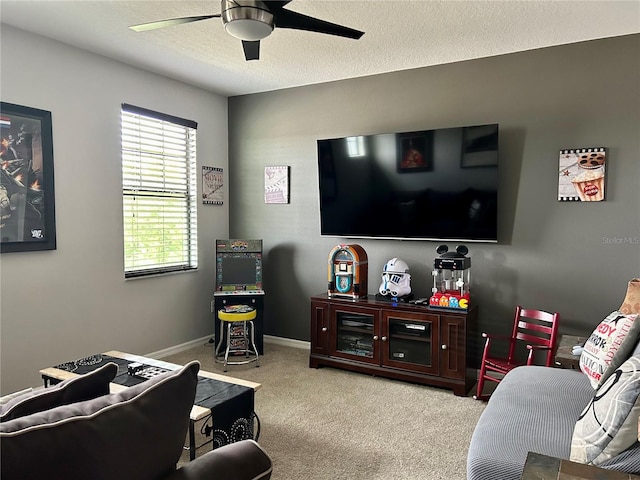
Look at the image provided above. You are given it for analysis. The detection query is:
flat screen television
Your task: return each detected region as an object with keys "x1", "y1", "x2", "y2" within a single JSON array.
[{"x1": 317, "y1": 124, "x2": 499, "y2": 242}]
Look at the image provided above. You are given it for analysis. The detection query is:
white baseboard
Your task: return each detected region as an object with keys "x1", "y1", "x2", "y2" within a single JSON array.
[
  {"x1": 146, "y1": 334, "x2": 214, "y2": 359},
  {"x1": 264, "y1": 335, "x2": 310, "y2": 350},
  {"x1": 146, "y1": 333, "x2": 309, "y2": 359}
]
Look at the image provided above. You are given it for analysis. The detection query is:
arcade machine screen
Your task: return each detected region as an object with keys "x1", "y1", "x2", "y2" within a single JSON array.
[
  {"x1": 215, "y1": 239, "x2": 263, "y2": 292},
  {"x1": 216, "y1": 253, "x2": 262, "y2": 291}
]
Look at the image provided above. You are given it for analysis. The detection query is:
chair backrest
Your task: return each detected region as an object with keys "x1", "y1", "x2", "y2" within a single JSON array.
[{"x1": 508, "y1": 305, "x2": 560, "y2": 366}]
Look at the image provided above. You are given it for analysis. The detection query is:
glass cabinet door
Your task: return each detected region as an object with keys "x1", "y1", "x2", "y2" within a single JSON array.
[
  {"x1": 330, "y1": 306, "x2": 378, "y2": 363},
  {"x1": 383, "y1": 311, "x2": 439, "y2": 374}
]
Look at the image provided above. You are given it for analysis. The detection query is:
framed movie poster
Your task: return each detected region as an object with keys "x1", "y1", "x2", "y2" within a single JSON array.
[
  {"x1": 1, "y1": 102, "x2": 56, "y2": 252},
  {"x1": 202, "y1": 166, "x2": 224, "y2": 205},
  {"x1": 558, "y1": 147, "x2": 606, "y2": 202}
]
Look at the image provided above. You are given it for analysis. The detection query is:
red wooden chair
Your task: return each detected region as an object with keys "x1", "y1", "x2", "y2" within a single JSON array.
[{"x1": 474, "y1": 305, "x2": 560, "y2": 401}]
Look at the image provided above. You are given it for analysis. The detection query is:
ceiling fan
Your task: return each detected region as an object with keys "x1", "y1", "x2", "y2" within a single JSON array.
[{"x1": 129, "y1": 0, "x2": 364, "y2": 61}]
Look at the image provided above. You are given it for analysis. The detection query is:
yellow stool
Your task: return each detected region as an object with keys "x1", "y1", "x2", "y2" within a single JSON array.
[{"x1": 214, "y1": 306, "x2": 259, "y2": 372}]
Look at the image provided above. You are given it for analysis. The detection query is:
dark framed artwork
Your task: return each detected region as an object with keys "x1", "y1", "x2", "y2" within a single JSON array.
[
  {"x1": 0, "y1": 102, "x2": 56, "y2": 252},
  {"x1": 460, "y1": 125, "x2": 499, "y2": 168},
  {"x1": 397, "y1": 131, "x2": 433, "y2": 173}
]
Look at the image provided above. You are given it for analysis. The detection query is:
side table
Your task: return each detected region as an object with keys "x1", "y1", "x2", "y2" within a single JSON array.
[
  {"x1": 555, "y1": 334, "x2": 587, "y2": 370},
  {"x1": 521, "y1": 451, "x2": 640, "y2": 479}
]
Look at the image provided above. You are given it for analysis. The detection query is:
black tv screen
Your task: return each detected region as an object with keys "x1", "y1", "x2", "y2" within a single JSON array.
[{"x1": 317, "y1": 124, "x2": 498, "y2": 242}]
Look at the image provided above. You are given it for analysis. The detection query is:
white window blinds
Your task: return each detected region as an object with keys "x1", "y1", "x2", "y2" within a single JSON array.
[{"x1": 121, "y1": 104, "x2": 198, "y2": 278}]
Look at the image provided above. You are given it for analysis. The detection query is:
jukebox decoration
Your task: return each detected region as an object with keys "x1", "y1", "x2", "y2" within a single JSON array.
[
  {"x1": 429, "y1": 244, "x2": 471, "y2": 310},
  {"x1": 327, "y1": 244, "x2": 368, "y2": 299}
]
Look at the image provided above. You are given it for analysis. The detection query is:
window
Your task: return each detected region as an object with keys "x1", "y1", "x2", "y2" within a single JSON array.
[{"x1": 121, "y1": 104, "x2": 197, "y2": 278}]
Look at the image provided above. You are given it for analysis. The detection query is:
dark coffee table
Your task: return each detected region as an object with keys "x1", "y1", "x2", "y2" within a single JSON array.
[{"x1": 40, "y1": 350, "x2": 261, "y2": 460}]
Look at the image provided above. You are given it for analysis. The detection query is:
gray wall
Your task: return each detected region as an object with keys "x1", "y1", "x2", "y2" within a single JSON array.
[
  {"x1": 1, "y1": 26, "x2": 638, "y2": 395},
  {"x1": 0, "y1": 25, "x2": 229, "y2": 394},
  {"x1": 228, "y1": 35, "x2": 640, "y2": 346}
]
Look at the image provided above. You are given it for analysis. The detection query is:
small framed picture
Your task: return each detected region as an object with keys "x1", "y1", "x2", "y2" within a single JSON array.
[
  {"x1": 558, "y1": 148, "x2": 606, "y2": 202},
  {"x1": 264, "y1": 166, "x2": 289, "y2": 204},
  {"x1": 202, "y1": 166, "x2": 223, "y2": 205}
]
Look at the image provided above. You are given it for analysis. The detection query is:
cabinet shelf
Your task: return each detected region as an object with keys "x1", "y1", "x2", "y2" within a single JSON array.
[
  {"x1": 338, "y1": 325, "x2": 373, "y2": 334},
  {"x1": 391, "y1": 333, "x2": 431, "y2": 343},
  {"x1": 309, "y1": 293, "x2": 478, "y2": 396}
]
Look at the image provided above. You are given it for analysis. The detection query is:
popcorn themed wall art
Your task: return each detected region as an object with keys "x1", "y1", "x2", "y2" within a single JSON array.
[{"x1": 558, "y1": 147, "x2": 606, "y2": 202}]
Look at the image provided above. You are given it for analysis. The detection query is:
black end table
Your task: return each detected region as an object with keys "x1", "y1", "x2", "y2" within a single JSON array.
[
  {"x1": 554, "y1": 334, "x2": 587, "y2": 370},
  {"x1": 521, "y1": 451, "x2": 640, "y2": 479}
]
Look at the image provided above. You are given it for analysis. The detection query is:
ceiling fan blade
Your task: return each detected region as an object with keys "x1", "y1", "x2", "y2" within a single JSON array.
[
  {"x1": 130, "y1": 15, "x2": 221, "y2": 32},
  {"x1": 272, "y1": 9, "x2": 363, "y2": 39},
  {"x1": 267, "y1": 1, "x2": 293, "y2": 9},
  {"x1": 242, "y1": 40, "x2": 260, "y2": 61}
]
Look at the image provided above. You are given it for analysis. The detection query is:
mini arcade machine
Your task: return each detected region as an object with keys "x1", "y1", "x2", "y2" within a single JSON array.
[
  {"x1": 428, "y1": 245, "x2": 471, "y2": 310},
  {"x1": 327, "y1": 244, "x2": 368, "y2": 300},
  {"x1": 213, "y1": 239, "x2": 264, "y2": 354}
]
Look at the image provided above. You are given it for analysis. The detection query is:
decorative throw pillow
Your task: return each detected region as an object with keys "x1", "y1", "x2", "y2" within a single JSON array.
[
  {"x1": 0, "y1": 362, "x2": 117, "y2": 422},
  {"x1": 0, "y1": 361, "x2": 200, "y2": 480},
  {"x1": 620, "y1": 278, "x2": 640, "y2": 315},
  {"x1": 570, "y1": 354, "x2": 640, "y2": 465},
  {"x1": 579, "y1": 311, "x2": 640, "y2": 388},
  {"x1": 0, "y1": 388, "x2": 33, "y2": 406}
]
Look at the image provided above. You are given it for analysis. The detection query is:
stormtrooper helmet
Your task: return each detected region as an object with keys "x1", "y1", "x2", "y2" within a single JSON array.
[{"x1": 379, "y1": 258, "x2": 412, "y2": 297}]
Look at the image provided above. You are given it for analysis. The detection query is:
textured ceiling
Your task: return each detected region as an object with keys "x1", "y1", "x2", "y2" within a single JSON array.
[{"x1": 1, "y1": 1, "x2": 639, "y2": 97}]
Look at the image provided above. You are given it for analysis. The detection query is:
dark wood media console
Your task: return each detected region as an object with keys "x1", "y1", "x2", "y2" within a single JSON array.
[{"x1": 309, "y1": 293, "x2": 478, "y2": 396}]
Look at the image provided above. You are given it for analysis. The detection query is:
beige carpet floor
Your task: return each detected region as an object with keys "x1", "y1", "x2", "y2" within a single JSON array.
[{"x1": 164, "y1": 342, "x2": 487, "y2": 480}]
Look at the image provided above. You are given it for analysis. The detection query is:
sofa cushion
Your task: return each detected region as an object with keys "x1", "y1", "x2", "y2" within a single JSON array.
[
  {"x1": 467, "y1": 366, "x2": 595, "y2": 480},
  {"x1": 0, "y1": 361, "x2": 117, "y2": 422},
  {"x1": 571, "y1": 354, "x2": 640, "y2": 465},
  {"x1": 1, "y1": 360, "x2": 200, "y2": 480},
  {"x1": 620, "y1": 278, "x2": 640, "y2": 315},
  {"x1": 579, "y1": 311, "x2": 640, "y2": 388}
]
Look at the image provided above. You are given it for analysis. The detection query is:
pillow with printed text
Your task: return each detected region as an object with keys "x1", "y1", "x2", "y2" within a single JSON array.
[
  {"x1": 579, "y1": 311, "x2": 640, "y2": 388},
  {"x1": 571, "y1": 354, "x2": 640, "y2": 465}
]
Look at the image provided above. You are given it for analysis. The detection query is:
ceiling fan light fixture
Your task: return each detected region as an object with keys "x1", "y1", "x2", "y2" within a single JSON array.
[
  {"x1": 222, "y1": 2, "x2": 274, "y2": 41},
  {"x1": 225, "y1": 18, "x2": 273, "y2": 40},
  {"x1": 131, "y1": 0, "x2": 364, "y2": 62}
]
